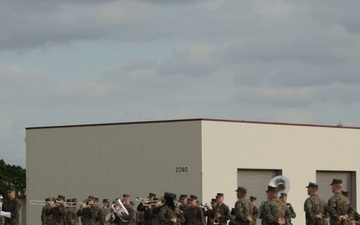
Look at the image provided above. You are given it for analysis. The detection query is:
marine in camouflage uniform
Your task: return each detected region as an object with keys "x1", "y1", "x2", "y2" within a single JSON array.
[
  {"x1": 212, "y1": 193, "x2": 231, "y2": 225},
  {"x1": 41, "y1": 198, "x2": 53, "y2": 225},
  {"x1": 46, "y1": 195, "x2": 67, "y2": 225},
  {"x1": 184, "y1": 195, "x2": 205, "y2": 225},
  {"x1": 261, "y1": 186, "x2": 289, "y2": 225},
  {"x1": 66, "y1": 198, "x2": 79, "y2": 225},
  {"x1": 115, "y1": 194, "x2": 136, "y2": 225},
  {"x1": 203, "y1": 199, "x2": 216, "y2": 225},
  {"x1": 100, "y1": 199, "x2": 112, "y2": 225},
  {"x1": 137, "y1": 193, "x2": 158, "y2": 225},
  {"x1": 327, "y1": 179, "x2": 354, "y2": 225},
  {"x1": 304, "y1": 182, "x2": 328, "y2": 225},
  {"x1": 233, "y1": 187, "x2": 253, "y2": 225},
  {"x1": 178, "y1": 195, "x2": 189, "y2": 225},
  {"x1": 249, "y1": 196, "x2": 259, "y2": 225},
  {"x1": 158, "y1": 192, "x2": 185, "y2": 225},
  {"x1": 279, "y1": 193, "x2": 295, "y2": 225},
  {"x1": 77, "y1": 196, "x2": 98, "y2": 225},
  {"x1": 93, "y1": 198, "x2": 103, "y2": 225},
  {"x1": 2, "y1": 187, "x2": 21, "y2": 225}
]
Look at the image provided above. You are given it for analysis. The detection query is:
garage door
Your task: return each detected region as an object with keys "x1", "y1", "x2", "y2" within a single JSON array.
[
  {"x1": 237, "y1": 169, "x2": 282, "y2": 225},
  {"x1": 316, "y1": 171, "x2": 356, "y2": 206}
]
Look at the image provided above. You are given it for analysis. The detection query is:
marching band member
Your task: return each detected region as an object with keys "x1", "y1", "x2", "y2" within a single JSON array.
[
  {"x1": 2, "y1": 187, "x2": 21, "y2": 225},
  {"x1": 279, "y1": 193, "x2": 296, "y2": 225},
  {"x1": 184, "y1": 195, "x2": 205, "y2": 225},
  {"x1": 137, "y1": 193, "x2": 158, "y2": 225},
  {"x1": 327, "y1": 179, "x2": 354, "y2": 225},
  {"x1": 212, "y1": 193, "x2": 230, "y2": 225},
  {"x1": 66, "y1": 198, "x2": 79, "y2": 225},
  {"x1": 261, "y1": 186, "x2": 289, "y2": 225},
  {"x1": 46, "y1": 195, "x2": 67, "y2": 225},
  {"x1": 159, "y1": 192, "x2": 185, "y2": 225},
  {"x1": 249, "y1": 196, "x2": 259, "y2": 225},
  {"x1": 203, "y1": 199, "x2": 216, "y2": 225},
  {"x1": 41, "y1": 198, "x2": 53, "y2": 225},
  {"x1": 100, "y1": 199, "x2": 111, "y2": 225},
  {"x1": 77, "y1": 196, "x2": 98, "y2": 225},
  {"x1": 233, "y1": 187, "x2": 253, "y2": 225},
  {"x1": 114, "y1": 194, "x2": 136, "y2": 225}
]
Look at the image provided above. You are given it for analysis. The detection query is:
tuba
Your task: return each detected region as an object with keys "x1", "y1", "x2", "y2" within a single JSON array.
[
  {"x1": 268, "y1": 175, "x2": 290, "y2": 195},
  {"x1": 111, "y1": 197, "x2": 130, "y2": 223}
]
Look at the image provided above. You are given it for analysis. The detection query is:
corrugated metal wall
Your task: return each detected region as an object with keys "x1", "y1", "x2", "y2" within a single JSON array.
[{"x1": 26, "y1": 121, "x2": 202, "y2": 225}]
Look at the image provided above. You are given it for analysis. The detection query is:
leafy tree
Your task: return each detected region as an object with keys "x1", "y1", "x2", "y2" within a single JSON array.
[{"x1": 0, "y1": 159, "x2": 26, "y2": 196}]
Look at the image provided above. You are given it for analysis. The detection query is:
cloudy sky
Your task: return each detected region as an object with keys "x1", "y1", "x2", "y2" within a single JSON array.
[{"x1": 1, "y1": 0, "x2": 360, "y2": 168}]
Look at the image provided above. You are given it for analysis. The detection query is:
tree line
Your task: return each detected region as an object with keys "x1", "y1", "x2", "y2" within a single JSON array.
[{"x1": 0, "y1": 159, "x2": 26, "y2": 196}]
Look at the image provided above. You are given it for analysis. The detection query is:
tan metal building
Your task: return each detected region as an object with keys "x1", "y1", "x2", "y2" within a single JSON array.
[{"x1": 26, "y1": 118, "x2": 360, "y2": 225}]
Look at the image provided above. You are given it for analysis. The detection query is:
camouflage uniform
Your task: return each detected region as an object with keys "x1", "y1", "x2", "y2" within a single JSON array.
[
  {"x1": 284, "y1": 203, "x2": 295, "y2": 225},
  {"x1": 304, "y1": 195, "x2": 328, "y2": 225},
  {"x1": 159, "y1": 205, "x2": 185, "y2": 225},
  {"x1": 2, "y1": 198, "x2": 21, "y2": 225},
  {"x1": 184, "y1": 205, "x2": 205, "y2": 225},
  {"x1": 46, "y1": 204, "x2": 67, "y2": 225},
  {"x1": 77, "y1": 206, "x2": 97, "y2": 225},
  {"x1": 138, "y1": 203, "x2": 160, "y2": 225},
  {"x1": 233, "y1": 198, "x2": 253, "y2": 225},
  {"x1": 261, "y1": 198, "x2": 289, "y2": 225},
  {"x1": 92, "y1": 205, "x2": 102, "y2": 225},
  {"x1": 251, "y1": 205, "x2": 259, "y2": 225},
  {"x1": 41, "y1": 204, "x2": 53, "y2": 225},
  {"x1": 204, "y1": 207, "x2": 214, "y2": 225},
  {"x1": 66, "y1": 207, "x2": 79, "y2": 225},
  {"x1": 117, "y1": 204, "x2": 137, "y2": 225},
  {"x1": 327, "y1": 192, "x2": 354, "y2": 225},
  {"x1": 212, "y1": 203, "x2": 231, "y2": 225},
  {"x1": 100, "y1": 206, "x2": 112, "y2": 225}
]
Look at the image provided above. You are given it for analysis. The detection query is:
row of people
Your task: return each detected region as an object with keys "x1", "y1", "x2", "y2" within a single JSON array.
[{"x1": 35, "y1": 178, "x2": 360, "y2": 225}]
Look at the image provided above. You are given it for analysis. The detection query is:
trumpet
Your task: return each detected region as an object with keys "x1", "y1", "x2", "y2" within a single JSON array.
[
  {"x1": 199, "y1": 203, "x2": 212, "y2": 211},
  {"x1": 30, "y1": 199, "x2": 57, "y2": 206}
]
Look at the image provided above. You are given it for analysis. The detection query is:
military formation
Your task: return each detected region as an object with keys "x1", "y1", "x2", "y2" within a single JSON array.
[{"x1": 1, "y1": 178, "x2": 360, "y2": 225}]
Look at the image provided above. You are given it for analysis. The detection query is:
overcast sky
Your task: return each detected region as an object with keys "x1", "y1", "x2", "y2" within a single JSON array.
[{"x1": 1, "y1": 0, "x2": 360, "y2": 168}]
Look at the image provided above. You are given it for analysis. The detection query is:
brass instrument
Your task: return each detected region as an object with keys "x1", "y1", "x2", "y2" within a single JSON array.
[
  {"x1": 213, "y1": 203, "x2": 220, "y2": 225},
  {"x1": 136, "y1": 197, "x2": 157, "y2": 206},
  {"x1": 112, "y1": 197, "x2": 130, "y2": 222},
  {"x1": 268, "y1": 175, "x2": 290, "y2": 196},
  {"x1": 199, "y1": 203, "x2": 212, "y2": 212}
]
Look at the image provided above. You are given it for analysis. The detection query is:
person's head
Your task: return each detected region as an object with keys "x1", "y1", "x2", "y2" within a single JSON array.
[
  {"x1": 45, "y1": 197, "x2": 51, "y2": 205},
  {"x1": 330, "y1": 179, "x2": 342, "y2": 193},
  {"x1": 57, "y1": 195, "x2": 65, "y2": 202},
  {"x1": 341, "y1": 190, "x2": 350, "y2": 198},
  {"x1": 279, "y1": 193, "x2": 287, "y2": 203},
  {"x1": 122, "y1": 194, "x2": 131, "y2": 205},
  {"x1": 235, "y1": 186, "x2": 247, "y2": 199},
  {"x1": 216, "y1": 193, "x2": 224, "y2": 203},
  {"x1": 148, "y1": 193, "x2": 156, "y2": 201},
  {"x1": 188, "y1": 195, "x2": 198, "y2": 206},
  {"x1": 103, "y1": 199, "x2": 110, "y2": 207},
  {"x1": 164, "y1": 192, "x2": 176, "y2": 210},
  {"x1": 249, "y1": 196, "x2": 257, "y2": 204},
  {"x1": 179, "y1": 194, "x2": 188, "y2": 205},
  {"x1": 210, "y1": 198, "x2": 216, "y2": 207},
  {"x1": 306, "y1": 182, "x2": 319, "y2": 196},
  {"x1": 266, "y1": 186, "x2": 278, "y2": 199},
  {"x1": 7, "y1": 187, "x2": 16, "y2": 199}
]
